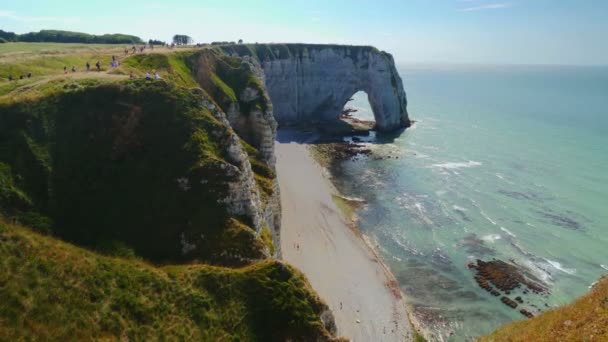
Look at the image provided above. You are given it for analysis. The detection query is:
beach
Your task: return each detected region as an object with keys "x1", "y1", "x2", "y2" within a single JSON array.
[{"x1": 276, "y1": 130, "x2": 414, "y2": 341}]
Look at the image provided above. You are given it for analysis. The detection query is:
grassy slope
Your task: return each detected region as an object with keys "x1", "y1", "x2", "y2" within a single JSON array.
[
  {"x1": 480, "y1": 277, "x2": 608, "y2": 341},
  {"x1": 0, "y1": 218, "x2": 335, "y2": 341},
  {"x1": 0, "y1": 44, "x2": 277, "y2": 263},
  {"x1": 0, "y1": 43, "x2": 335, "y2": 340},
  {"x1": 0, "y1": 77, "x2": 272, "y2": 264}
]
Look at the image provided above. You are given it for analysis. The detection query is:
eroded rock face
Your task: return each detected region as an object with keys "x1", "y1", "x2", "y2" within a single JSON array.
[{"x1": 258, "y1": 44, "x2": 410, "y2": 131}]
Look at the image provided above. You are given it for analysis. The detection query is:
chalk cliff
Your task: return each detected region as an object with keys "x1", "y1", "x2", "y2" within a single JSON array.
[{"x1": 222, "y1": 44, "x2": 410, "y2": 131}]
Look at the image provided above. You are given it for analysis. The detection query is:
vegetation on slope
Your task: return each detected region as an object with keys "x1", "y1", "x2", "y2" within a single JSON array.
[
  {"x1": 0, "y1": 218, "x2": 336, "y2": 341},
  {"x1": 0, "y1": 78, "x2": 266, "y2": 263},
  {"x1": 121, "y1": 48, "x2": 277, "y2": 212},
  {"x1": 480, "y1": 276, "x2": 608, "y2": 341},
  {"x1": 0, "y1": 44, "x2": 334, "y2": 340}
]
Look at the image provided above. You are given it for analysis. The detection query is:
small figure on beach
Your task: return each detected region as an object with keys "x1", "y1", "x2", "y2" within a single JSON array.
[
  {"x1": 140, "y1": 46, "x2": 144, "y2": 53},
  {"x1": 86, "y1": 62, "x2": 90, "y2": 72},
  {"x1": 296, "y1": 243, "x2": 300, "y2": 250},
  {"x1": 71, "y1": 66, "x2": 76, "y2": 73},
  {"x1": 63, "y1": 66, "x2": 68, "y2": 74},
  {"x1": 340, "y1": 302, "x2": 343, "y2": 310},
  {"x1": 154, "y1": 72, "x2": 161, "y2": 79},
  {"x1": 124, "y1": 48, "x2": 129, "y2": 55},
  {"x1": 95, "y1": 61, "x2": 101, "y2": 71},
  {"x1": 132, "y1": 45, "x2": 136, "y2": 54},
  {"x1": 145, "y1": 72, "x2": 151, "y2": 79}
]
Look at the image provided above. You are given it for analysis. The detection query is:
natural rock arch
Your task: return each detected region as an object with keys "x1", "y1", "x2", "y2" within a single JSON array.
[{"x1": 255, "y1": 44, "x2": 410, "y2": 131}]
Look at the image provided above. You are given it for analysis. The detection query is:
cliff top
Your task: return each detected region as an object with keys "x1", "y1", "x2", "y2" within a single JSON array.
[{"x1": 219, "y1": 43, "x2": 393, "y2": 62}]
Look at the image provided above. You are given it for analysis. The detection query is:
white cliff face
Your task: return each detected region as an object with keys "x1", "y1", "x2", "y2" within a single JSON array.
[{"x1": 259, "y1": 45, "x2": 410, "y2": 131}]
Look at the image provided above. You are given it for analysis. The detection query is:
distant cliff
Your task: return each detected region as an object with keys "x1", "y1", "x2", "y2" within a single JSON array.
[{"x1": 221, "y1": 44, "x2": 410, "y2": 131}]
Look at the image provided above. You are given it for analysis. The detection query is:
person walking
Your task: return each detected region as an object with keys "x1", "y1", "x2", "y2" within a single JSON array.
[
  {"x1": 63, "y1": 66, "x2": 68, "y2": 74},
  {"x1": 86, "y1": 62, "x2": 90, "y2": 72},
  {"x1": 71, "y1": 66, "x2": 76, "y2": 73},
  {"x1": 95, "y1": 61, "x2": 101, "y2": 71}
]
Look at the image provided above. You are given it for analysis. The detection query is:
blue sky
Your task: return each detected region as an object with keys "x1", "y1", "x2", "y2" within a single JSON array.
[{"x1": 1, "y1": 0, "x2": 607, "y2": 65}]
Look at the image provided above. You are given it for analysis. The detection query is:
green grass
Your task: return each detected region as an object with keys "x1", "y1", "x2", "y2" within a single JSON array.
[
  {"x1": 0, "y1": 43, "x2": 124, "y2": 82},
  {"x1": 0, "y1": 78, "x2": 269, "y2": 263},
  {"x1": 480, "y1": 276, "x2": 608, "y2": 341},
  {"x1": 0, "y1": 218, "x2": 336, "y2": 341}
]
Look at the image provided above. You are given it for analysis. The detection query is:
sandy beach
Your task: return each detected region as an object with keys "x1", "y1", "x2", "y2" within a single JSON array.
[{"x1": 276, "y1": 130, "x2": 413, "y2": 341}]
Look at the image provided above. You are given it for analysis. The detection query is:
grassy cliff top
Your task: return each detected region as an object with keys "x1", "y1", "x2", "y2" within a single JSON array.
[
  {"x1": 219, "y1": 43, "x2": 391, "y2": 63},
  {"x1": 480, "y1": 277, "x2": 608, "y2": 341},
  {"x1": 0, "y1": 217, "x2": 336, "y2": 341}
]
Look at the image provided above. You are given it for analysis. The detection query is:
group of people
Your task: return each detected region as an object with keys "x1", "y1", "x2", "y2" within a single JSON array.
[
  {"x1": 144, "y1": 71, "x2": 162, "y2": 80},
  {"x1": 7, "y1": 54, "x2": 164, "y2": 82},
  {"x1": 7, "y1": 72, "x2": 32, "y2": 81},
  {"x1": 125, "y1": 44, "x2": 155, "y2": 55}
]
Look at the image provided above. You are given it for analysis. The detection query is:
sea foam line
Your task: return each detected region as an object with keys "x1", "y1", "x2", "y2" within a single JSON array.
[{"x1": 431, "y1": 160, "x2": 482, "y2": 170}]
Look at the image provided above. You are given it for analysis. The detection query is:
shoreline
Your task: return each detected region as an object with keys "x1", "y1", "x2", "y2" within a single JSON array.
[{"x1": 276, "y1": 129, "x2": 418, "y2": 341}]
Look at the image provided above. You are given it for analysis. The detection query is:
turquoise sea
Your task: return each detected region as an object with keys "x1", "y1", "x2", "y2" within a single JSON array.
[{"x1": 335, "y1": 65, "x2": 608, "y2": 340}]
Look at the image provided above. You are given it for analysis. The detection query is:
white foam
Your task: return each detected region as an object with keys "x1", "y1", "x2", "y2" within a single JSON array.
[
  {"x1": 453, "y1": 205, "x2": 467, "y2": 212},
  {"x1": 546, "y1": 259, "x2": 577, "y2": 275},
  {"x1": 526, "y1": 222, "x2": 536, "y2": 227},
  {"x1": 480, "y1": 211, "x2": 497, "y2": 225},
  {"x1": 600, "y1": 264, "x2": 608, "y2": 271},
  {"x1": 481, "y1": 234, "x2": 501, "y2": 243},
  {"x1": 500, "y1": 226, "x2": 517, "y2": 238},
  {"x1": 432, "y1": 160, "x2": 482, "y2": 170},
  {"x1": 495, "y1": 173, "x2": 505, "y2": 180},
  {"x1": 524, "y1": 260, "x2": 553, "y2": 283}
]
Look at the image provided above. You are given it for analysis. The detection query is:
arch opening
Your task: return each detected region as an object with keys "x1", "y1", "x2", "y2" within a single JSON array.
[{"x1": 340, "y1": 90, "x2": 376, "y2": 129}]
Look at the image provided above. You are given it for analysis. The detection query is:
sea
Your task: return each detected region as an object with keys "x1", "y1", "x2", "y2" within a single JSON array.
[{"x1": 333, "y1": 64, "x2": 608, "y2": 341}]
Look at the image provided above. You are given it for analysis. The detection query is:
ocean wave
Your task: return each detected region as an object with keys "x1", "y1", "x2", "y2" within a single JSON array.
[
  {"x1": 523, "y1": 260, "x2": 553, "y2": 283},
  {"x1": 431, "y1": 161, "x2": 482, "y2": 170},
  {"x1": 452, "y1": 205, "x2": 468, "y2": 212},
  {"x1": 601, "y1": 264, "x2": 608, "y2": 271},
  {"x1": 500, "y1": 226, "x2": 517, "y2": 238},
  {"x1": 481, "y1": 234, "x2": 501, "y2": 243},
  {"x1": 546, "y1": 259, "x2": 577, "y2": 275},
  {"x1": 480, "y1": 211, "x2": 497, "y2": 225}
]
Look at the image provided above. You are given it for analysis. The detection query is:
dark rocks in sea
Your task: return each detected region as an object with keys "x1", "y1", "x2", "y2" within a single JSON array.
[
  {"x1": 468, "y1": 259, "x2": 547, "y2": 294},
  {"x1": 515, "y1": 296, "x2": 524, "y2": 303},
  {"x1": 501, "y1": 296, "x2": 519, "y2": 309},
  {"x1": 536, "y1": 208, "x2": 584, "y2": 231},
  {"x1": 520, "y1": 309, "x2": 534, "y2": 318},
  {"x1": 328, "y1": 142, "x2": 371, "y2": 161}
]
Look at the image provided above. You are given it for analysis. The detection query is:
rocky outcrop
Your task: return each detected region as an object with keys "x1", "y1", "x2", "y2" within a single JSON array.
[
  {"x1": 223, "y1": 44, "x2": 410, "y2": 131},
  {"x1": 189, "y1": 51, "x2": 282, "y2": 257}
]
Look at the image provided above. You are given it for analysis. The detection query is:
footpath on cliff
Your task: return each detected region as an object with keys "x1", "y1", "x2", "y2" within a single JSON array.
[{"x1": 276, "y1": 129, "x2": 414, "y2": 342}]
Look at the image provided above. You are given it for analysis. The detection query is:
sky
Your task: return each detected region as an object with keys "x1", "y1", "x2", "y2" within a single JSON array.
[{"x1": 1, "y1": 0, "x2": 607, "y2": 65}]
